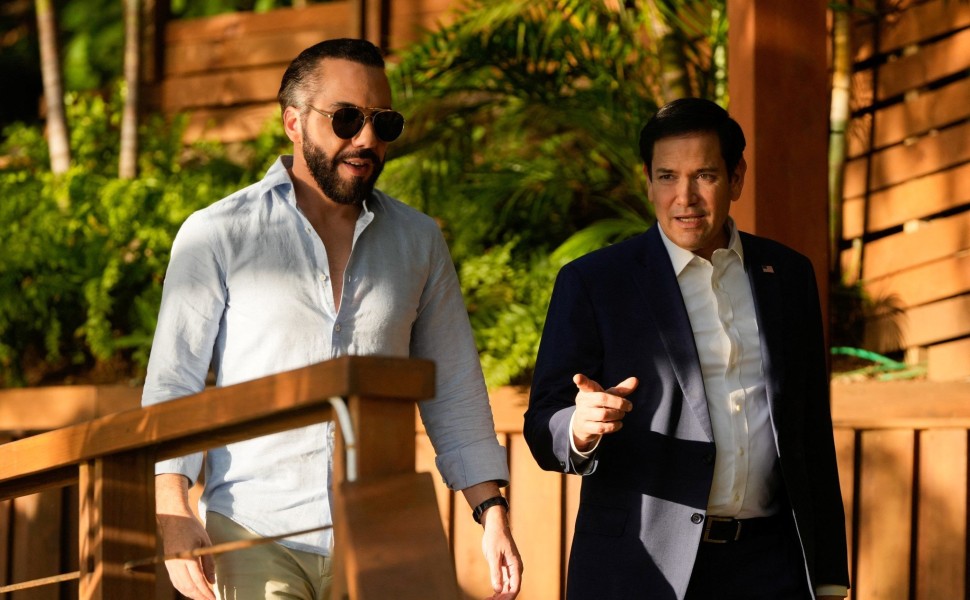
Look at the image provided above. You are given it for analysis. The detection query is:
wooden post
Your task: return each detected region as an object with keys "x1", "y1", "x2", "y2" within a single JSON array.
[
  {"x1": 728, "y1": 0, "x2": 831, "y2": 323},
  {"x1": 79, "y1": 452, "x2": 157, "y2": 599},
  {"x1": 332, "y1": 394, "x2": 459, "y2": 599}
]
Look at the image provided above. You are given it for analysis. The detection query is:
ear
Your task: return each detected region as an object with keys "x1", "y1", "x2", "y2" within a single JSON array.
[
  {"x1": 730, "y1": 157, "x2": 747, "y2": 201},
  {"x1": 282, "y1": 105, "x2": 303, "y2": 145}
]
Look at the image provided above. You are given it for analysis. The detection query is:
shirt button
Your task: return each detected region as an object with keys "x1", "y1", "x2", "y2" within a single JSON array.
[
  {"x1": 334, "y1": 324, "x2": 342, "y2": 332},
  {"x1": 319, "y1": 274, "x2": 327, "y2": 282},
  {"x1": 691, "y1": 513, "x2": 704, "y2": 524}
]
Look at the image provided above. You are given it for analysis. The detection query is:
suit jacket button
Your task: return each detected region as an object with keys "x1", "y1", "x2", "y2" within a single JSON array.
[
  {"x1": 691, "y1": 513, "x2": 704, "y2": 524},
  {"x1": 703, "y1": 453, "x2": 715, "y2": 464}
]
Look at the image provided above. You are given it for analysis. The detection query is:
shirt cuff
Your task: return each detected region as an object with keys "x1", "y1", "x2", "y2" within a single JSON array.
[
  {"x1": 434, "y1": 438, "x2": 510, "y2": 490},
  {"x1": 155, "y1": 453, "x2": 204, "y2": 485},
  {"x1": 568, "y1": 410, "x2": 602, "y2": 458},
  {"x1": 815, "y1": 584, "x2": 848, "y2": 597}
]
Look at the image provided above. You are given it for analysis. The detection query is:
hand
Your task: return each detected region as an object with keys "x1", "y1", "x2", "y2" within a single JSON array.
[
  {"x1": 480, "y1": 504, "x2": 522, "y2": 599},
  {"x1": 157, "y1": 513, "x2": 216, "y2": 600},
  {"x1": 572, "y1": 374, "x2": 637, "y2": 451}
]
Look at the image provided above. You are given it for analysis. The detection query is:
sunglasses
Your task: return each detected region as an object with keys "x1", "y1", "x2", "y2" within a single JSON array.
[{"x1": 306, "y1": 105, "x2": 406, "y2": 143}]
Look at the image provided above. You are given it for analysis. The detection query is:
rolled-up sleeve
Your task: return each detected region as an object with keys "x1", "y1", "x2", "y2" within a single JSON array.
[{"x1": 410, "y1": 230, "x2": 509, "y2": 490}]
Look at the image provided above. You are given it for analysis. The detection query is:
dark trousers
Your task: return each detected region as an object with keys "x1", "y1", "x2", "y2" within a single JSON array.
[{"x1": 684, "y1": 513, "x2": 812, "y2": 600}]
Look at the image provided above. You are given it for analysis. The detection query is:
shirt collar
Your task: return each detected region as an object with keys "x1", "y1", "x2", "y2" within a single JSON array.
[
  {"x1": 263, "y1": 155, "x2": 376, "y2": 219},
  {"x1": 657, "y1": 216, "x2": 745, "y2": 276}
]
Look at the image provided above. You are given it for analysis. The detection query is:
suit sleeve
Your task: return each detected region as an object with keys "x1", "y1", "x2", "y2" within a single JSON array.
[{"x1": 524, "y1": 263, "x2": 605, "y2": 475}]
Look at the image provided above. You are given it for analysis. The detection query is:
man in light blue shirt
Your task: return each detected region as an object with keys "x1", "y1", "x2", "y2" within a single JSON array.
[{"x1": 143, "y1": 38, "x2": 521, "y2": 600}]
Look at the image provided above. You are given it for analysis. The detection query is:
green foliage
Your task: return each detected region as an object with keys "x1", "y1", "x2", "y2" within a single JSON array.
[
  {"x1": 459, "y1": 240, "x2": 560, "y2": 389},
  {"x1": 0, "y1": 90, "x2": 287, "y2": 387},
  {"x1": 0, "y1": 0, "x2": 728, "y2": 389},
  {"x1": 384, "y1": 0, "x2": 726, "y2": 387}
]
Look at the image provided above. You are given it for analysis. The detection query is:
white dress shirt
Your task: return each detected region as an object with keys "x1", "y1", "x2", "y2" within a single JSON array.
[
  {"x1": 142, "y1": 156, "x2": 509, "y2": 555},
  {"x1": 657, "y1": 218, "x2": 780, "y2": 518}
]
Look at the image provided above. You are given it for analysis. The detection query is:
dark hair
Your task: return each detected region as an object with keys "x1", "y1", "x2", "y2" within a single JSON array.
[
  {"x1": 278, "y1": 38, "x2": 386, "y2": 111},
  {"x1": 638, "y1": 97, "x2": 746, "y2": 179}
]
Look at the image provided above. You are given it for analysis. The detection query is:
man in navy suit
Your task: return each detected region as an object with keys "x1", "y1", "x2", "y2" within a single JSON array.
[{"x1": 524, "y1": 98, "x2": 849, "y2": 599}]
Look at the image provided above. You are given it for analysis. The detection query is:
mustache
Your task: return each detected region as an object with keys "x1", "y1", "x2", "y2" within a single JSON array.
[{"x1": 337, "y1": 149, "x2": 381, "y2": 163}]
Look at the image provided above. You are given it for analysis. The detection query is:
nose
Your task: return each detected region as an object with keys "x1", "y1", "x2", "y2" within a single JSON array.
[
  {"x1": 675, "y1": 178, "x2": 698, "y2": 204},
  {"x1": 352, "y1": 116, "x2": 381, "y2": 147}
]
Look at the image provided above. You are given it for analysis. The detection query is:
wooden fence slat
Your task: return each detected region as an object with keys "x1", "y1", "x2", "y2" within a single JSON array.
[
  {"x1": 857, "y1": 209, "x2": 970, "y2": 280},
  {"x1": 181, "y1": 103, "x2": 280, "y2": 143},
  {"x1": 11, "y1": 491, "x2": 62, "y2": 600},
  {"x1": 833, "y1": 428, "x2": 856, "y2": 600},
  {"x1": 78, "y1": 453, "x2": 157, "y2": 599},
  {"x1": 927, "y1": 337, "x2": 970, "y2": 381},
  {"x1": 162, "y1": 66, "x2": 284, "y2": 113},
  {"x1": 856, "y1": 430, "x2": 914, "y2": 600},
  {"x1": 915, "y1": 429, "x2": 967, "y2": 600},
  {"x1": 843, "y1": 120, "x2": 970, "y2": 199},
  {"x1": 508, "y1": 434, "x2": 563, "y2": 600},
  {"x1": 166, "y1": 30, "x2": 352, "y2": 77},
  {"x1": 563, "y1": 474, "x2": 581, "y2": 596},
  {"x1": 874, "y1": 27, "x2": 970, "y2": 100},
  {"x1": 387, "y1": 0, "x2": 460, "y2": 50},
  {"x1": 415, "y1": 434, "x2": 452, "y2": 543},
  {"x1": 165, "y1": 2, "x2": 357, "y2": 44},
  {"x1": 848, "y1": 77, "x2": 970, "y2": 156},
  {"x1": 842, "y1": 162, "x2": 970, "y2": 237},
  {"x1": 893, "y1": 293, "x2": 970, "y2": 348},
  {"x1": 863, "y1": 253, "x2": 970, "y2": 310},
  {"x1": 451, "y1": 489, "x2": 490, "y2": 600},
  {"x1": 852, "y1": 0, "x2": 970, "y2": 60}
]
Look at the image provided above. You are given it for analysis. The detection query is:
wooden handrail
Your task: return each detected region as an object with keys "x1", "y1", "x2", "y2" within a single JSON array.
[
  {"x1": 0, "y1": 355, "x2": 434, "y2": 498},
  {"x1": 0, "y1": 356, "x2": 456, "y2": 599}
]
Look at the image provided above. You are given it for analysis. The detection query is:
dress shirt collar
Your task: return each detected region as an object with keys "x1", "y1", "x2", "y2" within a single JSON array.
[
  {"x1": 262, "y1": 155, "x2": 376, "y2": 220},
  {"x1": 656, "y1": 217, "x2": 745, "y2": 276}
]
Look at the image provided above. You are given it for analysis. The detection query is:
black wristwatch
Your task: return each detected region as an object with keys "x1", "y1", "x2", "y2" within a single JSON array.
[{"x1": 472, "y1": 495, "x2": 509, "y2": 525}]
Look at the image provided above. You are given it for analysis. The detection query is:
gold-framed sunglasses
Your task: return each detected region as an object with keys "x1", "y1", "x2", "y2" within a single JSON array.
[{"x1": 306, "y1": 104, "x2": 405, "y2": 143}]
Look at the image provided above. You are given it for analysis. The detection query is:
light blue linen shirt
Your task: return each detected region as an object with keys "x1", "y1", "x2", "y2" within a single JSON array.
[{"x1": 142, "y1": 156, "x2": 509, "y2": 555}]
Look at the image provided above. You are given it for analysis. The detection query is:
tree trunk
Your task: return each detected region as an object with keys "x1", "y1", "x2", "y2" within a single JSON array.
[
  {"x1": 828, "y1": 6, "x2": 852, "y2": 280},
  {"x1": 119, "y1": 0, "x2": 141, "y2": 179},
  {"x1": 35, "y1": 0, "x2": 70, "y2": 175}
]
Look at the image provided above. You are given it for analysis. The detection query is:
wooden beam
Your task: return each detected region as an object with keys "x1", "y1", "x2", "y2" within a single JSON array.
[
  {"x1": 79, "y1": 452, "x2": 157, "y2": 599},
  {"x1": 0, "y1": 357, "x2": 435, "y2": 494},
  {"x1": 832, "y1": 380, "x2": 970, "y2": 429},
  {"x1": 727, "y1": 0, "x2": 830, "y2": 321}
]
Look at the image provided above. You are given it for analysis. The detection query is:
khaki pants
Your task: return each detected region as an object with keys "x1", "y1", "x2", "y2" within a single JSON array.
[{"x1": 206, "y1": 512, "x2": 333, "y2": 600}]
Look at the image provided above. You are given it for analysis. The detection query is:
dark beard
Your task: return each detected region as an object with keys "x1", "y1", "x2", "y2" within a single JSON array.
[{"x1": 302, "y1": 128, "x2": 384, "y2": 206}]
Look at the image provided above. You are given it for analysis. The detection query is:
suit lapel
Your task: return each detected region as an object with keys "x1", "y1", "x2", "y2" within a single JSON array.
[
  {"x1": 741, "y1": 234, "x2": 787, "y2": 429},
  {"x1": 632, "y1": 227, "x2": 714, "y2": 441}
]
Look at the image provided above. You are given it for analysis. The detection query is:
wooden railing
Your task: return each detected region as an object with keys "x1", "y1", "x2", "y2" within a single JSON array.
[
  {"x1": 0, "y1": 356, "x2": 457, "y2": 599},
  {"x1": 3, "y1": 378, "x2": 968, "y2": 599}
]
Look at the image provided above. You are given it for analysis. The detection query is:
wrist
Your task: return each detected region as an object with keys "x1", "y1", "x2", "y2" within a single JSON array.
[{"x1": 472, "y1": 495, "x2": 509, "y2": 526}]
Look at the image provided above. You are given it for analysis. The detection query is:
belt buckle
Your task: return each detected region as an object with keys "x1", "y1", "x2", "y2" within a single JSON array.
[{"x1": 703, "y1": 516, "x2": 741, "y2": 543}]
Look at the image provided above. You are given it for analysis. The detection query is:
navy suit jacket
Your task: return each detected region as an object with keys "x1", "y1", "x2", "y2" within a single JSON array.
[{"x1": 524, "y1": 225, "x2": 849, "y2": 599}]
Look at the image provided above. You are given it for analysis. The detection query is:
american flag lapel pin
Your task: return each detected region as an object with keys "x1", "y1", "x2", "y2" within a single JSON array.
[{"x1": 762, "y1": 265, "x2": 774, "y2": 273}]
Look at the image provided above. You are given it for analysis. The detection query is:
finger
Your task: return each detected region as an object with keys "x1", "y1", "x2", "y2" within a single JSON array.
[
  {"x1": 507, "y1": 557, "x2": 522, "y2": 593},
  {"x1": 606, "y1": 376, "x2": 639, "y2": 397},
  {"x1": 573, "y1": 373, "x2": 604, "y2": 394},
  {"x1": 202, "y1": 553, "x2": 216, "y2": 584},
  {"x1": 186, "y1": 560, "x2": 216, "y2": 600},
  {"x1": 167, "y1": 560, "x2": 209, "y2": 600}
]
